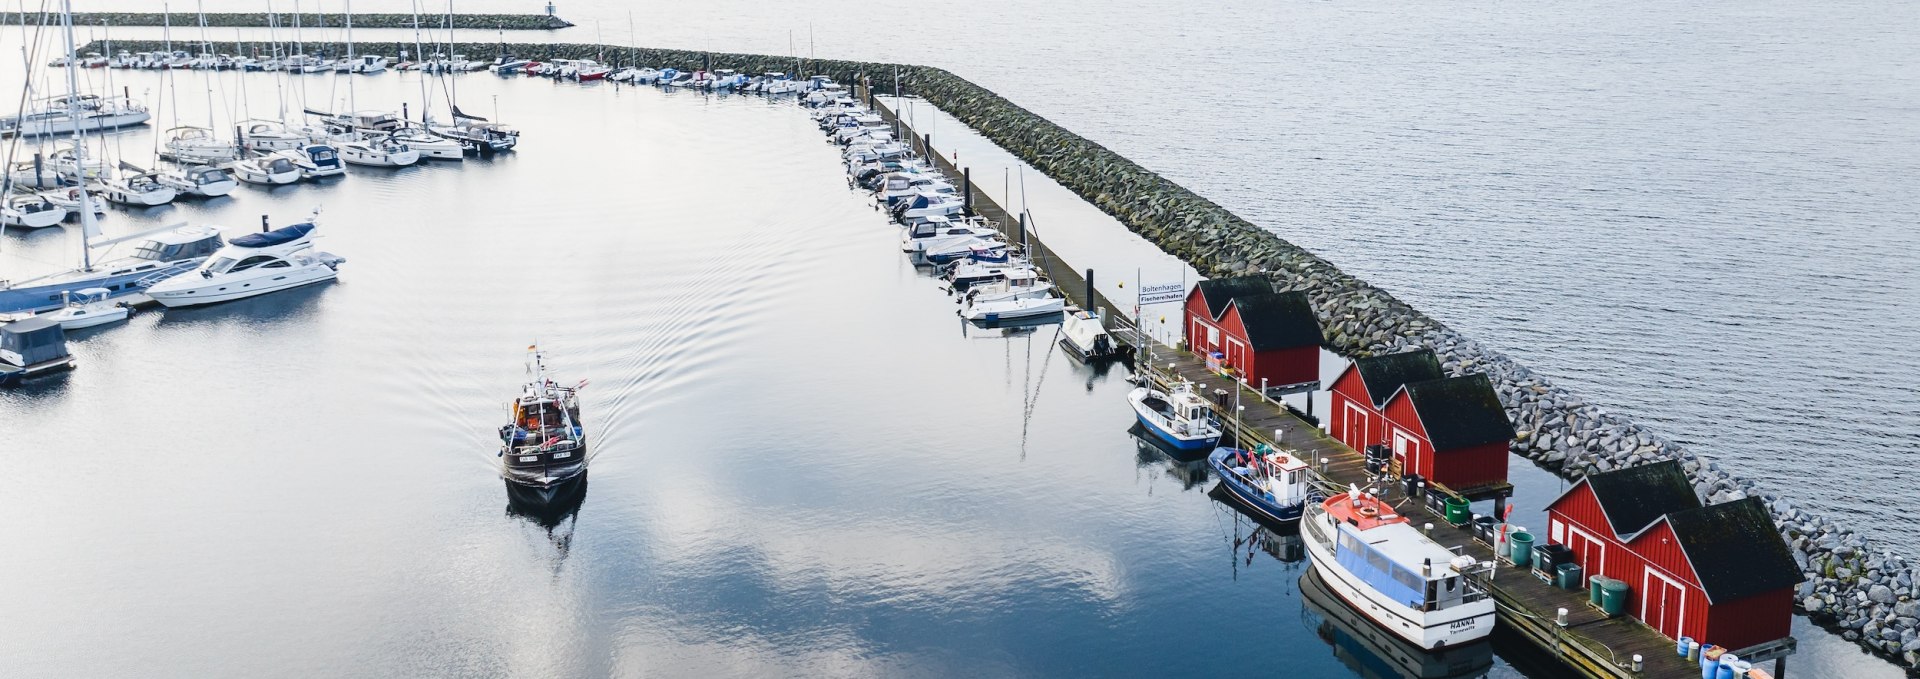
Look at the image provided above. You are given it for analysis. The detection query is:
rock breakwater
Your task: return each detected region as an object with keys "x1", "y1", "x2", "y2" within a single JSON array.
[{"x1": 49, "y1": 13, "x2": 570, "y2": 31}]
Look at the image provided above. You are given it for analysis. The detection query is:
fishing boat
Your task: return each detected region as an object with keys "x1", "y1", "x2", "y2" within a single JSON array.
[
  {"x1": 338, "y1": 134, "x2": 420, "y2": 167},
  {"x1": 231, "y1": 154, "x2": 303, "y2": 185},
  {"x1": 1127, "y1": 381, "x2": 1222, "y2": 451},
  {"x1": 1, "y1": 194, "x2": 68, "y2": 228},
  {"x1": 1301, "y1": 485, "x2": 1497, "y2": 650},
  {"x1": 1208, "y1": 445, "x2": 1312, "y2": 524},
  {"x1": 157, "y1": 165, "x2": 238, "y2": 198},
  {"x1": 499, "y1": 348, "x2": 589, "y2": 494},
  {"x1": 144, "y1": 216, "x2": 344, "y2": 308},
  {"x1": 1059, "y1": 307, "x2": 1126, "y2": 361},
  {"x1": 1297, "y1": 568, "x2": 1496, "y2": 679},
  {"x1": 0, "y1": 316, "x2": 74, "y2": 385},
  {"x1": 40, "y1": 287, "x2": 127, "y2": 330},
  {"x1": 0, "y1": 94, "x2": 150, "y2": 137}
]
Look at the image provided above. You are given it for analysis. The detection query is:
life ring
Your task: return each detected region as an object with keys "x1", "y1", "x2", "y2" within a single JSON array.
[{"x1": 1358, "y1": 506, "x2": 1379, "y2": 519}]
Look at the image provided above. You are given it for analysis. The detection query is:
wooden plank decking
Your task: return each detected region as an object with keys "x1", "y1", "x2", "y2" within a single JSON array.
[{"x1": 858, "y1": 83, "x2": 1727, "y2": 679}]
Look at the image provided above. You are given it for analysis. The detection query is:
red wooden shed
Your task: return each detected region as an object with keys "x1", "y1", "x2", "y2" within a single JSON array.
[
  {"x1": 1377, "y1": 373, "x2": 1513, "y2": 493},
  {"x1": 1183, "y1": 278, "x2": 1323, "y2": 390},
  {"x1": 1545, "y1": 461, "x2": 1802, "y2": 651},
  {"x1": 1327, "y1": 349, "x2": 1445, "y2": 455}
]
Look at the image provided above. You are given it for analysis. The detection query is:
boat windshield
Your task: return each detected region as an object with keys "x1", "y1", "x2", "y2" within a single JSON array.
[{"x1": 204, "y1": 256, "x2": 236, "y2": 273}]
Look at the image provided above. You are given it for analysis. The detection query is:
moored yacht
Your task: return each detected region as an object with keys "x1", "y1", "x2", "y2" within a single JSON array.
[
  {"x1": 144, "y1": 217, "x2": 344, "y2": 307},
  {"x1": 1059, "y1": 307, "x2": 1127, "y2": 362},
  {"x1": 0, "y1": 224, "x2": 224, "y2": 314},
  {"x1": 391, "y1": 126, "x2": 463, "y2": 160},
  {"x1": 1127, "y1": 380, "x2": 1222, "y2": 451},
  {"x1": 161, "y1": 126, "x2": 239, "y2": 164},
  {"x1": 100, "y1": 172, "x2": 179, "y2": 207},
  {"x1": 238, "y1": 119, "x2": 308, "y2": 151},
  {"x1": 960, "y1": 269, "x2": 1063, "y2": 322},
  {"x1": 1302, "y1": 485, "x2": 1497, "y2": 650},
  {"x1": 338, "y1": 134, "x2": 420, "y2": 167},
  {"x1": 499, "y1": 348, "x2": 588, "y2": 493},
  {"x1": 0, "y1": 94, "x2": 150, "y2": 137},
  {"x1": 232, "y1": 154, "x2": 302, "y2": 185},
  {"x1": 281, "y1": 144, "x2": 345, "y2": 178},
  {"x1": 1, "y1": 193, "x2": 68, "y2": 228},
  {"x1": 41, "y1": 287, "x2": 128, "y2": 330},
  {"x1": 157, "y1": 165, "x2": 238, "y2": 198}
]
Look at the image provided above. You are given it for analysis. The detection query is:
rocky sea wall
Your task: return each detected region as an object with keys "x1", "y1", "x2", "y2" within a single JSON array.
[
  {"x1": 47, "y1": 13, "x2": 570, "y2": 31},
  {"x1": 83, "y1": 37, "x2": 1920, "y2": 672}
]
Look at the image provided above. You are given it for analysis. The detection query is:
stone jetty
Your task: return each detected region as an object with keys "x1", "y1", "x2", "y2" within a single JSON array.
[
  {"x1": 84, "y1": 37, "x2": 1920, "y2": 672},
  {"x1": 49, "y1": 13, "x2": 571, "y2": 31}
]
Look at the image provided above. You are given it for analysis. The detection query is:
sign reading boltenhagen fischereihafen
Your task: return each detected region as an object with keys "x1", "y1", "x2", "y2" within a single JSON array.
[{"x1": 1138, "y1": 282, "x2": 1186, "y2": 306}]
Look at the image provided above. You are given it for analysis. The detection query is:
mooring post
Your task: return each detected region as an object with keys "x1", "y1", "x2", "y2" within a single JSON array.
[
  {"x1": 1085, "y1": 269, "x2": 1094, "y2": 308},
  {"x1": 963, "y1": 167, "x2": 972, "y2": 215},
  {"x1": 1017, "y1": 213, "x2": 1026, "y2": 246},
  {"x1": 923, "y1": 133, "x2": 932, "y2": 157}
]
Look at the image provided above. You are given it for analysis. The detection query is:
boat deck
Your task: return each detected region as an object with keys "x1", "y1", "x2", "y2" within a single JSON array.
[{"x1": 860, "y1": 84, "x2": 1781, "y2": 679}]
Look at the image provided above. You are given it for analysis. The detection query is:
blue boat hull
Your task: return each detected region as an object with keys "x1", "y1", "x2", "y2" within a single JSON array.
[
  {"x1": 1209, "y1": 448, "x2": 1305, "y2": 524},
  {"x1": 1136, "y1": 410, "x2": 1218, "y2": 451}
]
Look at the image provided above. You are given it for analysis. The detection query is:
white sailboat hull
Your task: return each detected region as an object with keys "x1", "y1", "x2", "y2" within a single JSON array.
[{"x1": 5, "y1": 110, "x2": 150, "y2": 136}]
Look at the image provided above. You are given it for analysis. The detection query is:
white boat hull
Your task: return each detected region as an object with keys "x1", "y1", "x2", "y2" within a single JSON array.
[
  {"x1": 148, "y1": 263, "x2": 338, "y2": 308},
  {"x1": 2, "y1": 205, "x2": 66, "y2": 228},
  {"x1": 103, "y1": 185, "x2": 178, "y2": 207},
  {"x1": 340, "y1": 147, "x2": 421, "y2": 167},
  {"x1": 47, "y1": 304, "x2": 129, "y2": 329},
  {"x1": 1302, "y1": 518, "x2": 1496, "y2": 650},
  {"x1": 233, "y1": 163, "x2": 302, "y2": 186},
  {"x1": 6, "y1": 110, "x2": 151, "y2": 137}
]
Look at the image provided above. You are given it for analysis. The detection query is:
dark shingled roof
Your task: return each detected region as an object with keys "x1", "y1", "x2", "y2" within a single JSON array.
[
  {"x1": 1665, "y1": 497, "x2": 1803, "y2": 603},
  {"x1": 1194, "y1": 276, "x2": 1275, "y2": 319},
  {"x1": 1352, "y1": 349, "x2": 1445, "y2": 407},
  {"x1": 1585, "y1": 460, "x2": 1702, "y2": 537},
  {"x1": 1400, "y1": 374, "x2": 1514, "y2": 451},
  {"x1": 1231, "y1": 291, "x2": 1324, "y2": 351}
]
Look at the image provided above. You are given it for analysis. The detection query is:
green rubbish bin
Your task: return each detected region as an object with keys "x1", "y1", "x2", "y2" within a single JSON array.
[
  {"x1": 1600, "y1": 577, "x2": 1629, "y2": 616},
  {"x1": 1589, "y1": 575, "x2": 1610, "y2": 606},
  {"x1": 1444, "y1": 496, "x2": 1471, "y2": 525},
  {"x1": 1556, "y1": 562, "x2": 1584, "y2": 590},
  {"x1": 1509, "y1": 531, "x2": 1534, "y2": 567}
]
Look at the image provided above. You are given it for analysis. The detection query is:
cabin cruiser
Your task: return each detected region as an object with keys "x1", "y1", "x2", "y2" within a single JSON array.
[
  {"x1": 100, "y1": 172, "x2": 179, "y2": 207},
  {"x1": 1059, "y1": 307, "x2": 1126, "y2": 361},
  {"x1": 1128, "y1": 381, "x2": 1222, "y2": 451},
  {"x1": 280, "y1": 144, "x2": 346, "y2": 178},
  {"x1": 1209, "y1": 445, "x2": 1312, "y2": 524},
  {"x1": 499, "y1": 348, "x2": 589, "y2": 493},
  {"x1": 900, "y1": 215, "x2": 999, "y2": 253},
  {"x1": 493, "y1": 58, "x2": 531, "y2": 75},
  {"x1": 157, "y1": 165, "x2": 238, "y2": 198},
  {"x1": 239, "y1": 120, "x2": 308, "y2": 151},
  {"x1": 0, "y1": 94, "x2": 150, "y2": 137},
  {"x1": 0, "y1": 317, "x2": 74, "y2": 385},
  {"x1": 945, "y1": 259, "x2": 1032, "y2": 291},
  {"x1": 145, "y1": 218, "x2": 344, "y2": 307},
  {"x1": 338, "y1": 134, "x2": 420, "y2": 167},
  {"x1": 0, "y1": 224, "x2": 224, "y2": 314},
  {"x1": 231, "y1": 154, "x2": 303, "y2": 185},
  {"x1": 1302, "y1": 485, "x2": 1496, "y2": 650},
  {"x1": 162, "y1": 126, "x2": 239, "y2": 164},
  {"x1": 40, "y1": 287, "x2": 128, "y2": 330},
  {"x1": 348, "y1": 54, "x2": 388, "y2": 73},
  {"x1": 1, "y1": 194, "x2": 68, "y2": 228},
  {"x1": 314, "y1": 110, "x2": 404, "y2": 135},
  {"x1": 892, "y1": 192, "x2": 967, "y2": 223},
  {"x1": 960, "y1": 273, "x2": 1063, "y2": 322},
  {"x1": 391, "y1": 126, "x2": 464, "y2": 160},
  {"x1": 922, "y1": 237, "x2": 1010, "y2": 265}
]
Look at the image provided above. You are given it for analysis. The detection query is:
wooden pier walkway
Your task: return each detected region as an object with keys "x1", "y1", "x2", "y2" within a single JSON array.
[{"x1": 856, "y1": 83, "x2": 1737, "y2": 679}]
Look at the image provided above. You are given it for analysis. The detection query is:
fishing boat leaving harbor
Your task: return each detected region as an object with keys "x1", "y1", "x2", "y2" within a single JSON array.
[
  {"x1": 1208, "y1": 444, "x2": 1312, "y2": 524},
  {"x1": 1302, "y1": 485, "x2": 1496, "y2": 651},
  {"x1": 499, "y1": 348, "x2": 588, "y2": 496},
  {"x1": 1127, "y1": 380, "x2": 1222, "y2": 451}
]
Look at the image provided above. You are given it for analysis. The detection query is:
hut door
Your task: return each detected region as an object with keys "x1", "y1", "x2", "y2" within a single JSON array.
[{"x1": 1643, "y1": 569, "x2": 1687, "y2": 640}]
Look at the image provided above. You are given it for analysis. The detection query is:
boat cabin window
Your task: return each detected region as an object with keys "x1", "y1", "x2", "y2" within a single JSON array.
[
  {"x1": 204, "y1": 257, "x2": 235, "y2": 273},
  {"x1": 261, "y1": 260, "x2": 292, "y2": 269},
  {"x1": 229, "y1": 255, "x2": 278, "y2": 273},
  {"x1": 135, "y1": 241, "x2": 181, "y2": 261}
]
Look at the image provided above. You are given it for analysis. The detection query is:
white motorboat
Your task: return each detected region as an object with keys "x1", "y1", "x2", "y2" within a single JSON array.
[
  {"x1": 922, "y1": 236, "x2": 1011, "y2": 265},
  {"x1": 145, "y1": 218, "x2": 344, "y2": 308},
  {"x1": 232, "y1": 154, "x2": 303, "y2": 185},
  {"x1": 900, "y1": 215, "x2": 999, "y2": 253},
  {"x1": 391, "y1": 127, "x2": 464, "y2": 160},
  {"x1": 313, "y1": 110, "x2": 405, "y2": 135},
  {"x1": 429, "y1": 119, "x2": 518, "y2": 155},
  {"x1": 239, "y1": 120, "x2": 308, "y2": 151},
  {"x1": 961, "y1": 275, "x2": 1063, "y2": 322},
  {"x1": 1128, "y1": 381, "x2": 1222, "y2": 451},
  {"x1": 162, "y1": 126, "x2": 239, "y2": 164},
  {"x1": 1302, "y1": 485, "x2": 1497, "y2": 650},
  {"x1": 41, "y1": 287, "x2": 127, "y2": 330},
  {"x1": 36, "y1": 187, "x2": 104, "y2": 216},
  {"x1": 945, "y1": 259, "x2": 1032, "y2": 291},
  {"x1": 157, "y1": 165, "x2": 238, "y2": 198},
  {"x1": 1059, "y1": 307, "x2": 1126, "y2": 361},
  {"x1": 349, "y1": 54, "x2": 388, "y2": 73},
  {"x1": 1, "y1": 194, "x2": 68, "y2": 228},
  {"x1": 100, "y1": 172, "x2": 179, "y2": 207},
  {"x1": 892, "y1": 192, "x2": 968, "y2": 223},
  {"x1": 0, "y1": 94, "x2": 151, "y2": 137},
  {"x1": 278, "y1": 144, "x2": 345, "y2": 179},
  {"x1": 338, "y1": 134, "x2": 420, "y2": 167},
  {"x1": 8, "y1": 145, "x2": 108, "y2": 187}
]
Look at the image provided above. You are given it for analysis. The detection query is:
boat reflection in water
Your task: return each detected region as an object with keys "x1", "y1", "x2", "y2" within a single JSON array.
[
  {"x1": 1299, "y1": 569, "x2": 1495, "y2": 679},
  {"x1": 504, "y1": 472, "x2": 587, "y2": 556},
  {"x1": 1131, "y1": 422, "x2": 1213, "y2": 491}
]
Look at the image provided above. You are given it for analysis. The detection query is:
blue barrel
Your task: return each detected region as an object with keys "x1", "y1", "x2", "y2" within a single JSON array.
[{"x1": 1677, "y1": 636, "x2": 1693, "y2": 657}]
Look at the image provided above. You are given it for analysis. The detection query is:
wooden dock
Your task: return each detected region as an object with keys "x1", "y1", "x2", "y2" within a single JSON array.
[{"x1": 856, "y1": 83, "x2": 1775, "y2": 679}]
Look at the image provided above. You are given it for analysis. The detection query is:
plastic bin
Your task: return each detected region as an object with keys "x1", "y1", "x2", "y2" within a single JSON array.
[
  {"x1": 1599, "y1": 578, "x2": 1629, "y2": 616},
  {"x1": 1509, "y1": 531, "x2": 1535, "y2": 567},
  {"x1": 1444, "y1": 496, "x2": 1471, "y2": 526},
  {"x1": 1677, "y1": 636, "x2": 1693, "y2": 657},
  {"x1": 1557, "y1": 562, "x2": 1584, "y2": 590},
  {"x1": 1591, "y1": 575, "x2": 1610, "y2": 606}
]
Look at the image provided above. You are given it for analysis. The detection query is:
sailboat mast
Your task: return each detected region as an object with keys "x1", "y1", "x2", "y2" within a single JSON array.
[
  {"x1": 410, "y1": 0, "x2": 427, "y2": 122},
  {"x1": 345, "y1": 0, "x2": 355, "y2": 112},
  {"x1": 57, "y1": 0, "x2": 97, "y2": 270}
]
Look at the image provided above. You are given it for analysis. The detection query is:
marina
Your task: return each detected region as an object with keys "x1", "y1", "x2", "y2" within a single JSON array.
[{"x1": 1, "y1": 4, "x2": 1912, "y2": 678}]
